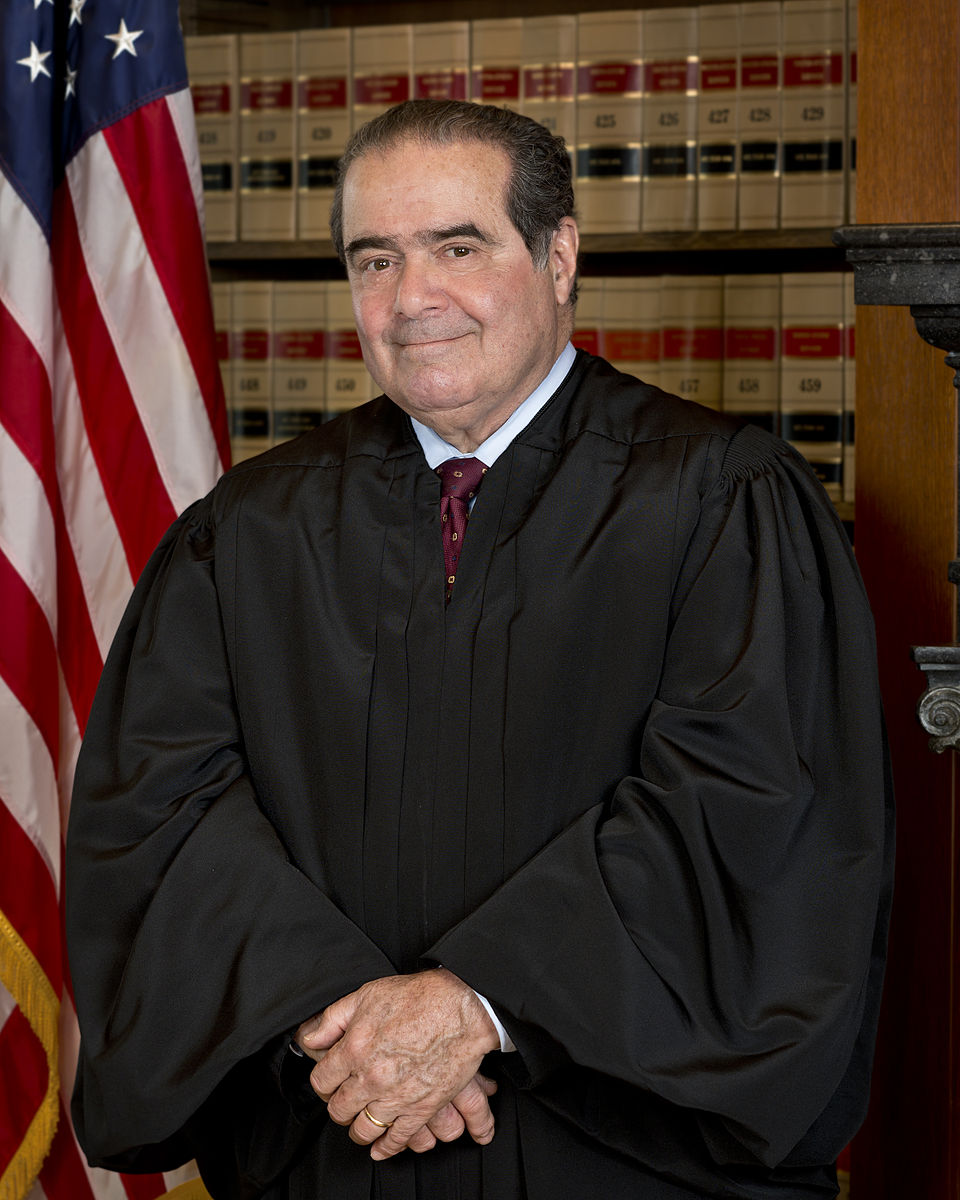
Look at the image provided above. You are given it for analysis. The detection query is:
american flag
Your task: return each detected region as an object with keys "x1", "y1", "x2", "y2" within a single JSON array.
[{"x1": 0, "y1": 0, "x2": 230, "y2": 1196}]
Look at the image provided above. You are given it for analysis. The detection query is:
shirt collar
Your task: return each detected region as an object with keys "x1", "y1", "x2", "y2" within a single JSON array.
[{"x1": 411, "y1": 342, "x2": 576, "y2": 469}]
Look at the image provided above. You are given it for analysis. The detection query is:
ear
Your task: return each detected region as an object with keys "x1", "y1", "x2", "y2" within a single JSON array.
[{"x1": 550, "y1": 217, "x2": 580, "y2": 305}]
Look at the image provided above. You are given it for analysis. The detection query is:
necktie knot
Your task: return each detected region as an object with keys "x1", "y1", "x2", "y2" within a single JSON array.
[
  {"x1": 435, "y1": 457, "x2": 488, "y2": 602},
  {"x1": 435, "y1": 457, "x2": 487, "y2": 500}
]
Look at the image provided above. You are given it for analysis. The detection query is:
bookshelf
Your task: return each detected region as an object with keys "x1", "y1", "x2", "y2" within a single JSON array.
[{"x1": 182, "y1": 1, "x2": 960, "y2": 1193}]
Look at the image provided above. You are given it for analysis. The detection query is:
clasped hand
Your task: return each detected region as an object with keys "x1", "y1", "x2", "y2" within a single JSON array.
[{"x1": 295, "y1": 967, "x2": 500, "y2": 1160}]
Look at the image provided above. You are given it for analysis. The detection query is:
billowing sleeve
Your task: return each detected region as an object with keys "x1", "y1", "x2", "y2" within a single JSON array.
[
  {"x1": 65, "y1": 494, "x2": 394, "y2": 1171},
  {"x1": 430, "y1": 427, "x2": 893, "y2": 1174}
]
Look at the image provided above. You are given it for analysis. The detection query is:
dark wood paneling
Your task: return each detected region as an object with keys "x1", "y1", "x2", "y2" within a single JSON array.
[{"x1": 854, "y1": 1, "x2": 960, "y2": 1195}]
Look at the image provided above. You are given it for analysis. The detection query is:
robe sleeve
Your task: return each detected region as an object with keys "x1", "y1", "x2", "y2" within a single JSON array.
[
  {"x1": 429, "y1": 427, "x2": 893, "y2": 1172},
  {"x1": 65, "y1": 496, "x2": 395, "y2": 1170}
]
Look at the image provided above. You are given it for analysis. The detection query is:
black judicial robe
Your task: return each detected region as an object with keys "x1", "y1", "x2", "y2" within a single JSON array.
[{"x1": 65, "y1": 351, "x2": 893, "y2": 1200}]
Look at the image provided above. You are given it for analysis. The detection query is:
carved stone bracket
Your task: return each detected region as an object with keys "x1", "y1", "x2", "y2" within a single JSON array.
[{"x1": 834, "y1": 223, "x2": 960, "y2": 752}]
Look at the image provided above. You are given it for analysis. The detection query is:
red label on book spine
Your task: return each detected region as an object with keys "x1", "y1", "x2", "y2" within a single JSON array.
[
  {"x1": 700, "y1": 57, "x2": 738, "y2": 90},
  {"x1": 662, "y1": 327, "x2": 724, "y2": 359},
  {"x1": 741, "y1": 54, "x2": 779, "y2": 88},
  {"x1": 242, "y1": 80, "x2": 293, "y2": 111},
  {"x1": 235, "y1": 330, "x2": 270, "y2": 360},
  {"x1": 578, "y1": 62, "x2": 643, "y2": 95},
  {"x1": 524, "y1": 65, "x2": 575, "y2": 99},
  {"x1": 725, "y1": 327, "x2": 777, "y2": 359},
  {"x1": 354, "y1": 74, "x2": 411, "y2": 105},
  {"x1": 327, "y1": 330, "x2": 364, "y2": 359},
  {"x1": 782, "y1": 327, "x2": 844, "y2": 357},
  {"x1": 414, "y1": 70, "x2": 468, "y2": 100},
  {"x1": 274, "y1": 331, "x2": 325, "y2": 358},
  {"x1": 783, "y1": 53, "x2": 844, "y2": 88},
  {"x1": 645, "y1": 59, "x2": 698, "y2": 94},
  {"x1": 471, "y1": 67, "x2": 521, "y2": 101},
  {"x1": 605, "y1": 330, "x2": 661, "y2": 361},
  {"x1": 300, "y1": 77, "x2": 348, "y2": 109},
  {"x1": 192, "y1": 83, "x2": 231, "y2": 114},
  {"x1": 571, "y1": 329, "x2": 601, "y2": 356}
]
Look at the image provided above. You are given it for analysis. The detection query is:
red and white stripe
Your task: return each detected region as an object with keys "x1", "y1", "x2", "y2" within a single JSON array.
[{"x1": 0, "y1": 82, "x2": 229, "y2": 1200}]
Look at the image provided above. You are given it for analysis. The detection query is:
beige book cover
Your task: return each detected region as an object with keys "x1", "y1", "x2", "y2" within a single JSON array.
[
  {"x1": 780, "y1": 270, "x2": 845, "y2": 499},
  {"x1": 697, "y1": 5, "x2": 740, "y2": 231},
  {"x1": 659, "y1": 275, "x2": 723, "y2": 408},
  {"x1": 185, "y1": 34, "x2": 239, "y2": 242},
  {"x1": 325, "y1": 281, "x2": 376, "y2": 415},
  {"x1": 603, "y1": 276, "x2": 661, "y2": 389},
  {"x1": 352, "y1": 25, "x2": 413, "y2": 128},
  {"x1": 575, "y1": 10, "x2": 644, "y2": 234},
  {"x1": 780, "y1": 0, "x2": 847, "y2": 229},
  {"x1": 520, "y1": 15, "x2": 577, "y2": 150},
  {"x1": 641, "y1": 7, "x2": 699, "y2": 233},
  {"x1": 230, "y1": 281, "x2": 273, "y2": 461},
  {"x1": 737, "y1": 0, "x2": 782, "y2": 230},
  {"x1": 413, "y1": 21, "x2": 470, "y2": 101},
  {"x1": 272, "y1": 281, "x2": 327, "y2": 443},
  {"x1": 297, "y1": 28, "x2": 351, "y2": 241},
  {"x1": 722, "y1": 272, "x2": 780, "y2": 432}
]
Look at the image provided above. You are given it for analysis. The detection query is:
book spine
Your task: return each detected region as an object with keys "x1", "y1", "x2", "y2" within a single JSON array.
[
  {"x1": 780, "y1": 0, "x2": 847, "y2": 229},
  {"x1": 571, "y1": 277, "x2": 605, "y2": 358},
  {"x1": 843, "y1": 271, "x2": 856, "y2": 504},
  {"x1": 847, "y1": 0, "x2": 858, "y2": 222},
  {"x1": 470, "y1": 18, "x2": 524, "y2": 107},
  {"x1": 641, "y1": 7, "x2": 699, "y2": 233},
  {"x1": 603, "y1": 276, "x2": 662, "y2": 389},
  {"x1": 520, "y1": 15, "x2": 578, "y2": 150},
  {"x1": 230, "y1": 281, "x2": 274, "y2": 461},
  {"x1": 239, "y1": 32, "x2": 297, "y2": 240},
  {"x1": 659, "y1": 274, "x2": 724, "y2": 408},
  {"x1": 272, "y1": 281, "x2": 327, "y2": 442},
  {"x1": 211, "y1": 282, "x2": 233, "y2": 449},
  {"x1": 575, "y1": 10, "x2": 644, "y2": 234},
  {"x1": 737, "y1": 0, "x2": 782, "y2": 230},
  {"x1": 697, "y1": 4, "x2": 740, "y2": 232},
  {"x1": 722, "y1": 272, "x2": 780, "y2": 433},
  {"x1": 779, "y1": 271, "x2": 845, "y2": 499},
  {"x1": 326, "y1": 281, "x2": 375, "y2": 414},
  {"x1": 297, "y1": 28, "x2": 351, "y2": 241},
  {"x1": 413, "y1": 21, "x2": 470, "y2": 101},
  {"x1": 185, "y1": 34, "x2": 239, "y2": 242},
  {"x1": 352, "y1": 24, "x2": 413, "y2": 127}
]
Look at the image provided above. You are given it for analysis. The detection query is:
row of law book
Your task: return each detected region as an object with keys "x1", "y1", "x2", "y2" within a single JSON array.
[
  {"x1": 187, "y1": 0, "x2": 857, "y2": 243},
  {"x1": 574, "y1": 270, "x2": 855, "y2": 503},
  {"x1": 214, "y1": 271, "x2": 855, "y2": 506}
]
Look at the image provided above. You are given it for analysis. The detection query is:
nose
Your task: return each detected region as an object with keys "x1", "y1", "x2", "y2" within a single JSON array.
[{"x1": 393, "y1": 254, "x2": 447, "y2": 319}]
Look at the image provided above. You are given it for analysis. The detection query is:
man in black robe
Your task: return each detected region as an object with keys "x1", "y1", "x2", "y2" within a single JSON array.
[{"x1": 66, "y1": 99, "x2": 893, "y2": 1200}]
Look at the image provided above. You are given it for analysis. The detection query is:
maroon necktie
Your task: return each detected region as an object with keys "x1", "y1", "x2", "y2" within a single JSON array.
[{"x1": 436, "y1": 457, "x2": 488, "y2": 602}]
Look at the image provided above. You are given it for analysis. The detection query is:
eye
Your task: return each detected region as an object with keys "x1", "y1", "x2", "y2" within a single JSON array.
[
  {"x1": 365, "y1": 257, "x2": 392, "y2": 273},
  {"x1": 445, "y1": 245, "x2": 472, "y2": 258}
]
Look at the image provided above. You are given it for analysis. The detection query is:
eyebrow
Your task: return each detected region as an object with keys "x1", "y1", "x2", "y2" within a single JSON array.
[{"x1": 345, "y1": 223, "x2": 493, "y2": 265}]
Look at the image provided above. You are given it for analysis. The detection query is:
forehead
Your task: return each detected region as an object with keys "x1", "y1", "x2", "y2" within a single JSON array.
[{"x1": 341, "y1": 137, "x2": 514, "y2": 237}]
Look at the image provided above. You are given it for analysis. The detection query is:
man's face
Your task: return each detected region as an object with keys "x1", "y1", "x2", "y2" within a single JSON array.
[{"x1": 340, "y1": 137, "x2": 578, "y2": 446}]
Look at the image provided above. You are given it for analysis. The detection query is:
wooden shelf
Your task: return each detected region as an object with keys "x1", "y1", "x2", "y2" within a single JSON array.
[{"x1": 206, "y1": 227, "x2": 840, "y2": 262}]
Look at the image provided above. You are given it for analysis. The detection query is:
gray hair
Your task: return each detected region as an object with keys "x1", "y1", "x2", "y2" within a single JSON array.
[{"x1": 330, "y1": 99, "x2": 577, "y2": 300}]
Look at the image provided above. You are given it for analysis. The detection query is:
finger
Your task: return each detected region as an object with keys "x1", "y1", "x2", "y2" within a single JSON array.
[
  {"x1": 348, "y1": 1105, "x2": 399, "y2": 1146},
  {"x1": 368, "y1": 1115, "x2": 431, "y2": 1161},
  {"x1": 451, "y1": 1077, "x2": 496, "y2": 1145},
  {"x1": 405, "y1": 1125, "x2": 438, "y2": 1154},
  {"x1": 477, "y1": 1072, "x2": 498, "y2": 1096},
  {"x1": 300, "y1": 1001, "x2": 351, "y2": 1052},
  {"x1": 426, "y1": 1101, "x2": 466, "y2": 1144}
]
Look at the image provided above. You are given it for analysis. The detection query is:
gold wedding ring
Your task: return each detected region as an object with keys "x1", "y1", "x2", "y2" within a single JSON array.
[{"x1": 363, "y1": 1106, "x2": 393, "y2": 1129}]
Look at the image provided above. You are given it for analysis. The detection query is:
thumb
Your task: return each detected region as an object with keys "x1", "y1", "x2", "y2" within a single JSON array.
[{"x1": 298, "y1": 992, "x2": 357, "y2": 1051}]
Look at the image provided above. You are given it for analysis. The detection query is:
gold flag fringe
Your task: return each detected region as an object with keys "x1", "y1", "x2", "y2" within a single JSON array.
[{"x1": 0, "y1": 907, "x2": 61, "y2": 1200}]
